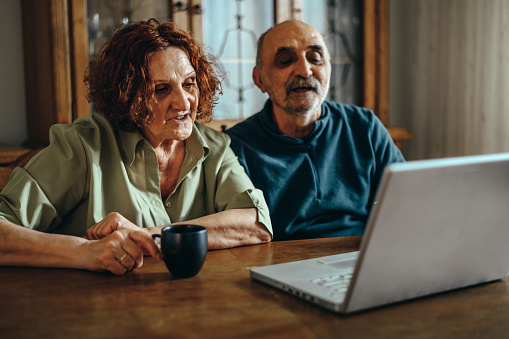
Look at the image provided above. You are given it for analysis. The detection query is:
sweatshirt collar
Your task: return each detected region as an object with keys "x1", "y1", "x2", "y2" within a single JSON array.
[{"x1": 260, "y1": 99, "x2": 330, "y2": 144}]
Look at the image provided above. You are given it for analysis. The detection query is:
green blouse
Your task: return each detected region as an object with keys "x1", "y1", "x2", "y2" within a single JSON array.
[{"x1": 0, "y1": 114, "x2": 272, "y2": 237}]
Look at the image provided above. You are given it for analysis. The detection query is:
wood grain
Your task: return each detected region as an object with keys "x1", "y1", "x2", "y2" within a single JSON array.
[{"x1": 1, "y1": 236, "x2": 508, "y2": 338}]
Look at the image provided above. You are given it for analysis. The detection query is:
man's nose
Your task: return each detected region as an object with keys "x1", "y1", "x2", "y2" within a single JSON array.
[{"x1": 294, "y1": 56, "x2": 313, "y2": 78}]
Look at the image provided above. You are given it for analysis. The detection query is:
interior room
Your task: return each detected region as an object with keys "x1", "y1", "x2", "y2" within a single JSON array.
[
  {"x1": 2, "y1": 1, "x2": 509, "y2": 337},
  {"x1": 2, "y1": 0, "x2": 509, "y2": 163}
]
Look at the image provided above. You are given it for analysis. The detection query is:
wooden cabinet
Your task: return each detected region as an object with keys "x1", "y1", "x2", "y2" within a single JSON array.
[
  {"x1": 362, "y1": 0, "x2": 412, "y2": 149},
  {"x1": 18, "y1": 0, "x2": 410, "y2": 148},
  {"x1": 20, "y1": 0, "x2": 89, "y2": 147}
]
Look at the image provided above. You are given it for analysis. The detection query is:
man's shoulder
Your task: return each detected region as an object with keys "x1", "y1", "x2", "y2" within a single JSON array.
[
  {"x1": 225, "y1": 113, "x2": 263, "y2": 138},
  {"x1": 324, "y1": 101, "x2": 375, "y2": 122},
  {"x1": 223, "y1": 113, "x2": 268, "y2": 152},
  {"x1": 325, "y1": 101, "x2": 385, "y2": 135}
]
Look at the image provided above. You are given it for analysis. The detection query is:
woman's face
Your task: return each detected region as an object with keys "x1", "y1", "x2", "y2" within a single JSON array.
[{"x1": 140, "y1": 47, "x2": 199, "y2": 145}]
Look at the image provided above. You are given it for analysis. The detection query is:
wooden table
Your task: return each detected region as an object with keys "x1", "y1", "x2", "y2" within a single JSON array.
[{"x1": 1, "y1": 236, "x2": 509, "y2": 338}]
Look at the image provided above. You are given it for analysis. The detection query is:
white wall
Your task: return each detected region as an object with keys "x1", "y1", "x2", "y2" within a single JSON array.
[
  {"x1": 390, "y1": 0, "x2": 509, "y2": 160},
  {"x1": 0, "y1": 0, "x2": 27, "y2": 146}
]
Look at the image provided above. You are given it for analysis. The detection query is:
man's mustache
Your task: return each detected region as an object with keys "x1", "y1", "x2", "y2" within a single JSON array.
[{"x1": 286, "y1": 76, "x2": 320, "y2": 94}]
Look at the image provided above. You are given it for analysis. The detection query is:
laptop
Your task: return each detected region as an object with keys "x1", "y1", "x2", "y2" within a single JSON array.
[{"x1": 250, "y1": 153, "x2": 509, "y2": 314}]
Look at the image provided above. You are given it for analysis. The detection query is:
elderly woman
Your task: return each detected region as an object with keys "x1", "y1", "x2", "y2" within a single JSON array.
[{"x1": 0, "y1": 19, "x2": 272, "y2": 275}]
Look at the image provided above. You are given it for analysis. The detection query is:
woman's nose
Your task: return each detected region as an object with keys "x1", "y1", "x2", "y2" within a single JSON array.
[{"x1": 170, "y1": 87, "x2": 192, "y2": 112}]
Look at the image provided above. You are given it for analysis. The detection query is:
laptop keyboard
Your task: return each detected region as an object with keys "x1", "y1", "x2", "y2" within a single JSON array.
[{"x1": 311, "y1": 273, "x2": 353, "y2": 293}]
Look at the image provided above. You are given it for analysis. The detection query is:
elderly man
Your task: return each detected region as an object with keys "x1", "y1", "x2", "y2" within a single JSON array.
[{"x1": 225, "y1": 20, "x2": 404, "y2": 241}]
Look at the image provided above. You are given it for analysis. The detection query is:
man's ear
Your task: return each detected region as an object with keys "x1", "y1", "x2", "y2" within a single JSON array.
[{"x1": 252, "y1": 67, "x2": 266, "y2": 93}]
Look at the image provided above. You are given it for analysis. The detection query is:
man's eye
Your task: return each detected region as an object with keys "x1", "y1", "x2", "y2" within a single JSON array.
[
  {"x1": 279, "y1": 59, "x2": 292, "y2": 65},
  {"x1": 275, "y1": 56, "x2": 293, "y2": 68},
  {"x1": 307, "y1": 51, "x2": 323, "y2": 64},
  {"x1": 274, "y1": 51, "x2": 295, "y2": 67},
  {"x1": 307, "y1": 51, "x2": 324, "y2": 64}
]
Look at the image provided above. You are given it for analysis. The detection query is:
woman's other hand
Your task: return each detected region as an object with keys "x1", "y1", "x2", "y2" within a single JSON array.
[
  {"x1": 85, "y1": 212, "x2": 140, "y2": 240},
  {"x1": 85, "y1": 212, "x2": 159, "y2": 258}
]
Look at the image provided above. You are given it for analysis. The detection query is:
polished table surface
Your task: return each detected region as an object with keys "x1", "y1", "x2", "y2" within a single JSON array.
[{"x1": 1, "y1": 236, "x2": 509, "y2": 338}]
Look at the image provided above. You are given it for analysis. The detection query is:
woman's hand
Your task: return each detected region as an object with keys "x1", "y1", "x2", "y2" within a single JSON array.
[
  {"x1": 85, "y1": 212, "x2": 141, "y2": 240},
  {"x1": 0, "y1": 218, "x2": 160, "y2": 275},
  {"x1": 80, "y1": 227, "x2": 162, "y2": 275},
  {"x1": 85, "y1": 212, "x2": 160, "y2": 266}
]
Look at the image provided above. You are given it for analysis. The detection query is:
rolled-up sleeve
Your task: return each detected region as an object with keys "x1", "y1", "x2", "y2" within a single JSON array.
[
  {"x1": 213, "y1": 145, "x2": 273, "y2": 237},
  {"x1": 0, "y1": 124, "x2": 87, "y2": 232}
]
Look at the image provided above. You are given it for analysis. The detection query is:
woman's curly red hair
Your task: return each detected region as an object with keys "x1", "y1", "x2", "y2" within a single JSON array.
[{"x1": 84, "y1": 19, "x2": 222, "y2": 132}]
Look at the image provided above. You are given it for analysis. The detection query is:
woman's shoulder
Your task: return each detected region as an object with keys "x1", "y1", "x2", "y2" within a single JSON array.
[
  {"x1": 47, "y1": 113, "x2": 118, "y2": 152},
  {"x1": 49, "y1": 113, "x2": 111, "y2": 133},
  {"x1": 72, "y1": 113, "x2": 113, "y2": 132},
  {"x1": 194, "y1": 122, "x2": 231, "y2": 148},
  {"x1": 71, "y1": 113, "x2": 115, "y2": 137}
]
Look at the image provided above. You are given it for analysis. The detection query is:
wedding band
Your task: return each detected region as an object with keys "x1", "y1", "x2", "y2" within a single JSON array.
[{"x1": 118, "y1": 253, "x2": 128, "y2": 263}]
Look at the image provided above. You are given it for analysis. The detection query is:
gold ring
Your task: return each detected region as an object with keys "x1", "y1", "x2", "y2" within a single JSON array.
[{"x1": 118, "y1": 253, "x2": 128, "y2": 263}]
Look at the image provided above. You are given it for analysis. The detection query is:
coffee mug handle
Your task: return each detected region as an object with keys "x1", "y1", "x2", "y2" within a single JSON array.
[{"x1": 152, "y1": 234, "x2": 161, "y2": 245}]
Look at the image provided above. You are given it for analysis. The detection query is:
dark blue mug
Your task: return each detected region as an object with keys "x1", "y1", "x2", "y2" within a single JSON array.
[{"x1": 152, "y1": 225, "x2": 207, "y2": 278}]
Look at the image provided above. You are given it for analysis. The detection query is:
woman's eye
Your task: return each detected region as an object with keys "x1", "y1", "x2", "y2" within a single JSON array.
[
  {"x1": 184, "y1": 80, "x2": 197, "y2": 90},
  {"x1": 155, "y1": 86, "x2": 168, "y2": 94}
]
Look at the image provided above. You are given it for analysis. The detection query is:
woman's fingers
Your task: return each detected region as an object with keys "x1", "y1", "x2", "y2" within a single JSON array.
[
  {"x1": 84, "y1": 228, "x2": 155, "y2": 275},
  {"x1": 116, "y1": 231, "x2": 146, "y2": 270},
  {"x1": 81, "y1": 211, "x2": 162, "y2": 275},
  {"x1": 128, "y1": 229, "x2": 162, "y2": 261},
  {"x1": 86, "y1": 212, "x2": 139, "y2": 240}
]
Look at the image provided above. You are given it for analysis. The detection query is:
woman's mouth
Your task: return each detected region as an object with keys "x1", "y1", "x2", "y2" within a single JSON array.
[{"x1": 171, "y1": 114, "x2": 187, "y2": 121}]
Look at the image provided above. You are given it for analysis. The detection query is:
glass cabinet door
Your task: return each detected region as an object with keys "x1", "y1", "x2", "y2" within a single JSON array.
[
  {"x1": 302, "y1": 0, "x2": 363, "y2": 107},
  {"x1": 202, "y1": 0, "x2": 273, "y2": 119},
  {"x1": 86, "y1": 0, "x2": 171, "y2": 57}
]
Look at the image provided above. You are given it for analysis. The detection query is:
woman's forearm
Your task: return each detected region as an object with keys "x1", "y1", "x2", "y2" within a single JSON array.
[
  {"x1": 0, "y1": 220, "x2": 87, "y2": 268},
  {"x1": 150, "y1": 208, "x2": 272, "y2": 250},
  {"x1": 0, "y1": 217, "x2": 161, "y2": 274}
]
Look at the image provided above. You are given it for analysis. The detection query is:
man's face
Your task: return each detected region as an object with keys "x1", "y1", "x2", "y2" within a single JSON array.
[{"x1": 254, "y1": 21, "x2": 331, "y2": 118}]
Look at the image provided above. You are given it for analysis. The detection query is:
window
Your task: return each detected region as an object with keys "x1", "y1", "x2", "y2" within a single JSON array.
[
  {"x1": 202, "y1": 0, "x2": 273, "y2": 119},
  {"x1": 201, "y1": 0, "x2": 363, "y2": 119}
]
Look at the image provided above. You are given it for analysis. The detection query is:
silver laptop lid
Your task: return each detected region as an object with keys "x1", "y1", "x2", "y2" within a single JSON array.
[{"x1": 344, "y1": 153, "x2": 509, "y2": 312}]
